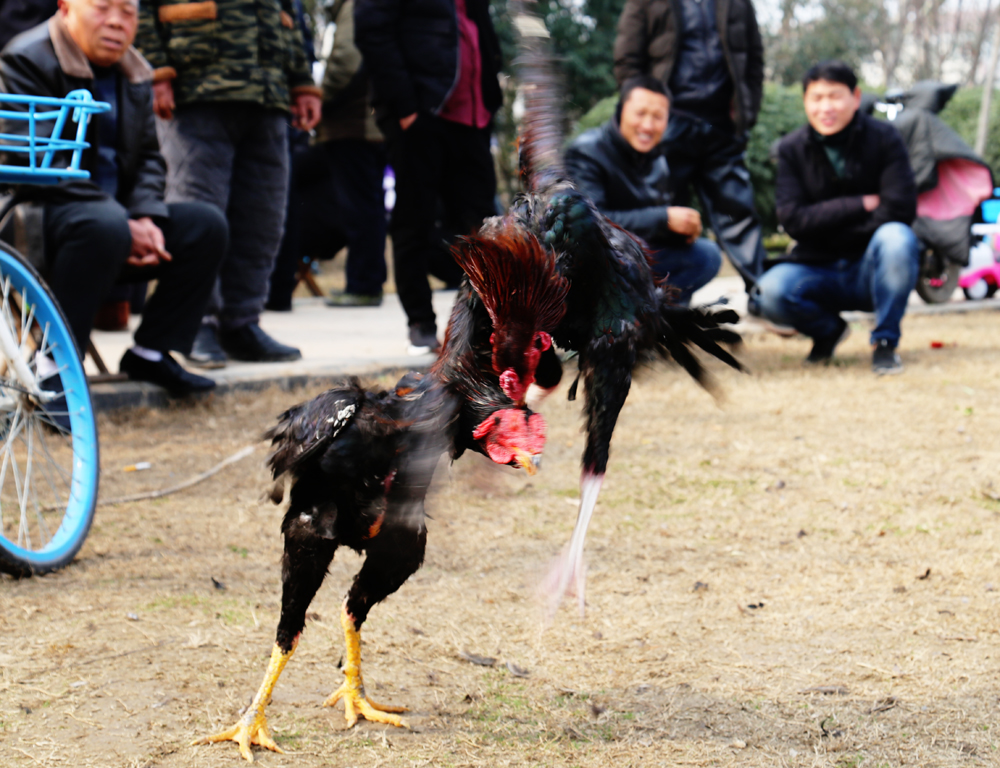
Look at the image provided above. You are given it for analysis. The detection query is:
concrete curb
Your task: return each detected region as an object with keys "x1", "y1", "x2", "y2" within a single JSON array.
[
  {"x1": 86, "y1": 286, "x2": 1000, "y2": 414},
  {"x1": 90, "y1": 360, "x2": 427, "y2": 413}
]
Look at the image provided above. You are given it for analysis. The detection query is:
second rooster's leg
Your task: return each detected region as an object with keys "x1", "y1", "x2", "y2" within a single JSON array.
[
  {"x1": 194, "y1": 520, "x2": 336, "y2": 762},
  {"x1": 542, "y1": 351, "x2": 632, "y2": 619},
  {"x1": 544, "y1": 470, "x2": 604, "y2": 615},
  {"x1": 324, "y1": 518, "x2": 427, "y2": 728}
]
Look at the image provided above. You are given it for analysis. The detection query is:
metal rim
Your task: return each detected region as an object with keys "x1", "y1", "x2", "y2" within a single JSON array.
[{"x1": 0, "y1": 250, "x2": 98, "y2": 572}]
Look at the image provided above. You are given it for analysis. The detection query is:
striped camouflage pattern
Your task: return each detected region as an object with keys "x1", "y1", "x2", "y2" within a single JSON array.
[{"x1": 135, "y1": 0, "x2": 318, "y2": 111}]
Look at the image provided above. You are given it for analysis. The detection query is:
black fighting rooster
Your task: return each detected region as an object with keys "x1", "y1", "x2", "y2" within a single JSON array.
[
  {"x1": 194, "y1": 229, "x2": 568, "y2": 762},
  {"x1": 469, "y1": 3, "x2": 744, "y2": 616}
]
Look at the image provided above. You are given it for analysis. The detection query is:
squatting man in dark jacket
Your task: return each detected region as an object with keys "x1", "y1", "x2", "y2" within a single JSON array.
[
  {"x1": 0, "y1": 0, "x2": 228, "y2": 401},
  {"x1": 566, "y1": 76, "x2": 721, "y2": 305},
  {"x1": 614, "y1": 0, "x2": 767, "y2": 299},
  {"x1": 756, "y1": 61, "x2": 919, "y2": 375}
]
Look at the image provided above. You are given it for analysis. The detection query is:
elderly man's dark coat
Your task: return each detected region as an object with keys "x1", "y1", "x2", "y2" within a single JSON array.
[{"x1": 0, "y1": 15, "x2": 168, "y2": 219}]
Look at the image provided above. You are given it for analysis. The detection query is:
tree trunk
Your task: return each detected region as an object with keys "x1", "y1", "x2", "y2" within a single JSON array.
[{"x1": 975, "y1": 15, "x2": 1000, "y2": 156}]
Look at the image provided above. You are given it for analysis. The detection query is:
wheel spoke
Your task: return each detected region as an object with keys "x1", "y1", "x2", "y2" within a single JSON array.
[
  {"x1": 24, "y1": 419, "x2": 52, "y2": 546},
  {"x1": 35, "y1": 426, "x2": 73, "y2": 489},
  {"x1": 8, "y1": 413, "x2": 29, "y2": 550}
]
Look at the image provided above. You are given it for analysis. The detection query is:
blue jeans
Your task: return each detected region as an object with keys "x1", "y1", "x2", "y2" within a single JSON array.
[
  {"x1": 649, "y1": 237, "x2": 723, "y2": 305},
  {"x1": 757, "y1": 223, "x2": 920, "y2": 345}
]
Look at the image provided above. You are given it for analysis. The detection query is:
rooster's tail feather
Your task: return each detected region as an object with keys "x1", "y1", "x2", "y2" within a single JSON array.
[{"x1": 655, "y1": 306, "x2": 744, "y2": 390}]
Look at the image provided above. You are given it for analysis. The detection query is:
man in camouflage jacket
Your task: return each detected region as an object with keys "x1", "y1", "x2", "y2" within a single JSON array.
[{"x1": 135, "y1": 0, "x2": 322, "y2": 366}]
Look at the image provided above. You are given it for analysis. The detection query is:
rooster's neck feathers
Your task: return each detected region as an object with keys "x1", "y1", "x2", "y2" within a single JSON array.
[{"x1": 452, "y1": 229, "x2": 568, "y2": 336}]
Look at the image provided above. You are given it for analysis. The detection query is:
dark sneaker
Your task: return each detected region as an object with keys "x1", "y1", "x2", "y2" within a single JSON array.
[
  {"x1": 325, "y1": 291, "x2": 383, "y2": 307},
  {"x1": 119, "y1": 349, "x2": 217, "y2": 396},
  {"x1": 220, "y1": 323, "x2": 302, "y2": 363},
  {"x1": 872, "y1": 339, "x2": 903, "y2": 375},
  {"x1": 407, "y1": 322, "x2": 440, "y2": 356},
  {"x1": 805, "y1": 318, "x2": 850, "y2": 364},
  {"x1": 38, "y1": 373, "x2": 71, "y2": 434},
  {"x1": 187, "y1": 323, "x2": 227, "y2": 369}
]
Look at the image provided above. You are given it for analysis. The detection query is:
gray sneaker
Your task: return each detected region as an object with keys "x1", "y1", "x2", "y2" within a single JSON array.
[
  {"x1": 186, "y1": 322, "x2": 227, "y2": 369},
  {"x1": 325, "y1": 291, "x2": 383, "y2": 307},
  {"x1": 407, "y1": 323, "x2": 440, "y2": 356},
  {"x1": 872, "y1": 339, "x2": 903, "y2": 375}
]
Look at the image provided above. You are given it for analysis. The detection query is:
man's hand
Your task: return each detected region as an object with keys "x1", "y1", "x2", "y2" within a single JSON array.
[
  {"x1": 399, "y1": 113, "x2": 418, "y2": 131},
  {"x1": 152, "y1": 81, "x2": 175, "y2": 120},
  {"x1": 291, "y1": 93, "x2": 322, "y2": 132},
  {"x1": 127, "y1": 217, "x2": 172, "y2": 267},
  {"x1": 862, "y1": 194, "x2": 880, "y2": 212},
  {"x1": 667, "y1": 206, "x2": 703, "y2": 243}
]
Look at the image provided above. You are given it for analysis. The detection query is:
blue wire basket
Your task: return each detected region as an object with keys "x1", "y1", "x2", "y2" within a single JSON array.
[{"x1": 0, "y1": 89, "x2": 110, "y2": 185}]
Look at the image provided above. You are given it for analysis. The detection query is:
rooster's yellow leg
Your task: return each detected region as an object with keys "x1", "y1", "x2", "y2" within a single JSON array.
[
  {"x1": 323, "y1": 605, "x2": 409, "y2": 728},
  {"x1": 193, "y1": 641, "x2": 296, "y2": 762}
]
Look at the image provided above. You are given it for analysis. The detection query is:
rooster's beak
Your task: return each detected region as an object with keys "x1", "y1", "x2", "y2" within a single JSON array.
[{"x1": 513, "y1": 449, "x2": 540, "y2": 475}]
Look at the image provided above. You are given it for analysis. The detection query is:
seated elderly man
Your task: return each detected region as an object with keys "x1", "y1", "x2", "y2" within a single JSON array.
[
  {"x1": 565, "y1": 75, "x2": 721, "y2": 305},
  {"x1": 0, "y1": 0, "x2": 227, "y2": 395},
  {"x1": 757, "y1": 61, "x2": 919, "y2": 375}
]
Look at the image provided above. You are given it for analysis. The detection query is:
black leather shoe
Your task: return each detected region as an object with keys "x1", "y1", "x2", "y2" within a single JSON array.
[
  {"x1": 120, "y1": 349, "x2": 217, "y2": 396},
  {"x1": 805, "y1": 318, "x2": 850, "y2": 365},
  {"x1": 186, "y1": 323, "x2": 227, "y2": 369},
  {"x1": 219, "y1": 323, "x2": 302, "y2": 362}
]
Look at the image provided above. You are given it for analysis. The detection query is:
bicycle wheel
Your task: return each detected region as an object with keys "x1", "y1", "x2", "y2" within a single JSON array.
[{"x1": 0, "y1": 244, "x2": 99, "y2": 576}]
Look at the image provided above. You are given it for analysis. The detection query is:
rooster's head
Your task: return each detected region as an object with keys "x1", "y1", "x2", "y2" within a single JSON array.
[
  {"x1": 473, "y1": 407, "x2": 547, "y2": 474},
  {"x1": 453, "y1": 230, "x2": 568, "y2": 405}
]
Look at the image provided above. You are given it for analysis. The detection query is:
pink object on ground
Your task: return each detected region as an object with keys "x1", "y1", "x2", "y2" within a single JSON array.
[
  {"x1": 916, "y1": 158, "x2": 994, "y2": 220},
  {"x1": 958, "y1": 264, "x2": 1000, "y2": 289}
]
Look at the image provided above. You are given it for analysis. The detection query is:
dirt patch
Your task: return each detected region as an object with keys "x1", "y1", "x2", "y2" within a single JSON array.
[{"x1": 1, "y1": 311, "x2": 999, "y2": 767}]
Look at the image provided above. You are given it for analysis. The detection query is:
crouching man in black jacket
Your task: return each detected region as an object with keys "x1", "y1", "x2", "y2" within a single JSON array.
[
  {"x1": 0, "y1": 0, "x2": 228, "y2": 397},
  {"x1": 566, "y1": 76, "x2": 721, "y2": 305},
  {"x1": 757, "y1": 61, "x2": 919, "y2": 375}
]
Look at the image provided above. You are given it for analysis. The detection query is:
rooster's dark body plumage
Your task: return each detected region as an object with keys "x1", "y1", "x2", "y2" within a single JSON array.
[{"x1": 196, "y1": 216, "x2": 565, "y2": 763}]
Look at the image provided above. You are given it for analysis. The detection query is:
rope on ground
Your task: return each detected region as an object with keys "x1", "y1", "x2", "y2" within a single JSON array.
[{"x1": 97, "y1": 443, "x2": 259, "y2": 506}]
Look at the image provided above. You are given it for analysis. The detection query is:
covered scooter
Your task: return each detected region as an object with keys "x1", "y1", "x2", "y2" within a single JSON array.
[{"x1": 885, "y1": 82, "x2": 994, "y2": 302}]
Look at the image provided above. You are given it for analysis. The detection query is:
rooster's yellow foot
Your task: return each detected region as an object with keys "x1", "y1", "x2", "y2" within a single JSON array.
[
  {"x1": 323, "y1": 680, "x2": 408, "y2": 728},
  {"x1": 193, "y1": 707, "x2": 283, "y2": 763}
]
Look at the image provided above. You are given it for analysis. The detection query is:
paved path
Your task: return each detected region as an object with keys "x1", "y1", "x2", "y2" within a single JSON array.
[{"x1": 87, "y1": 277, "x2": 1000, "y2": 410}]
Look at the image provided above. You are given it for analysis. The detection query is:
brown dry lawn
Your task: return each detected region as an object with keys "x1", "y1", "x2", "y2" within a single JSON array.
[{"x1": 1, "y1": 310, "x2": 999, "y2": 768}]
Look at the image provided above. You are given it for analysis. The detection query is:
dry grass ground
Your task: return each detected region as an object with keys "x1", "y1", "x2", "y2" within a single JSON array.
[{"x1": 1, "y1": 310, "x2": 999, "y2": 768}]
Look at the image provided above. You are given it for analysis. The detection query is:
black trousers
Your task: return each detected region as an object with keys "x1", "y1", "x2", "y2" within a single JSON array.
[
  {"x1": 269, "y1": 137, "x2": 389, "y2": 306},
  {"x1": 387, "y1": 115, "x2": 497, "y2": 329},
  {"x1": 44, "y1": 198, "x2": 228, "y2": 357},
  {"x1": 664, "y1": 112, "x2": 767, "y2": 289}
]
